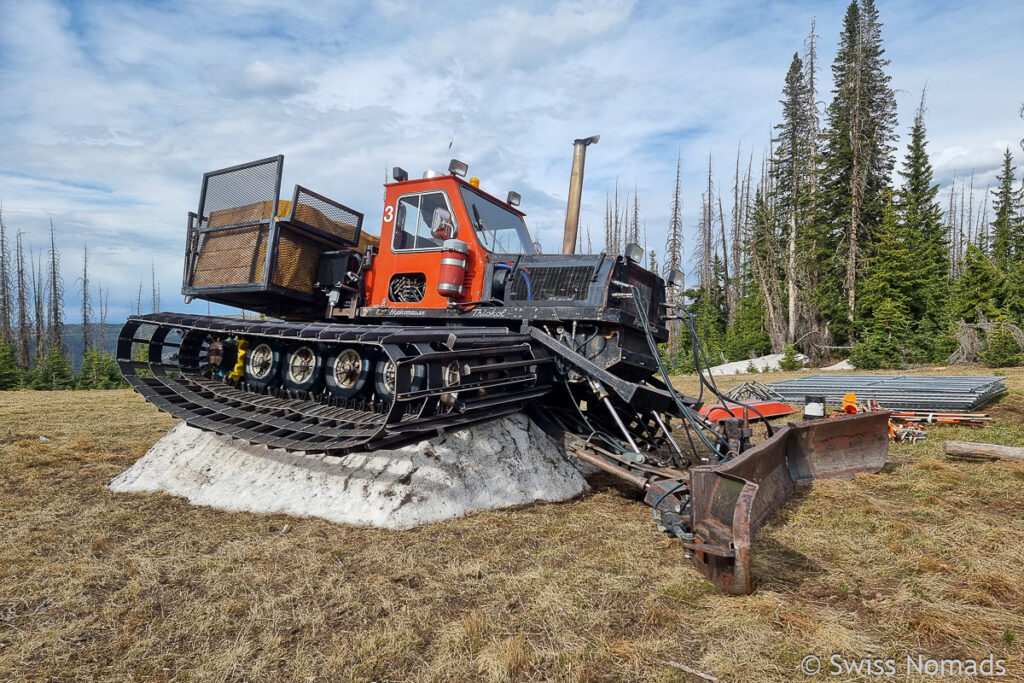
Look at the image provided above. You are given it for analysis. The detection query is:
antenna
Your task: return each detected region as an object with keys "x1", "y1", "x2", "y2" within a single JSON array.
[{"x1": 446, "y1": 97, "x2": 468, "y2": 156}]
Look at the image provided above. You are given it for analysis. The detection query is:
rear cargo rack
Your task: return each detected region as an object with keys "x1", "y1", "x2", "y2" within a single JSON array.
[{"x1": 182, "y1": 155, "x2": 363, "y2": 314}]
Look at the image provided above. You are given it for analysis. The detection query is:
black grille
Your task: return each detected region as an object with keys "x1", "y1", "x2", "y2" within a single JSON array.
[
  {"x1": 622, "y1": 266, "x2": 657, "y2": 319},
  {"x1": 510, "y1": 266, "x2": 594, "y2": 302},
  {"x1": 287, "y1": 185, "x2": 363, "y2": 248}
]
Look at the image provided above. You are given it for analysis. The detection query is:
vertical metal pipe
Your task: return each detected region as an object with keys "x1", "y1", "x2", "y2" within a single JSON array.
[{"x1": 562, "y1": 135, "x2": 599, "y2": 254}]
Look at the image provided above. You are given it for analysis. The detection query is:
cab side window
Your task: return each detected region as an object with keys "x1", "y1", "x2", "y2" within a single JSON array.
[{"x1": 392, "y1": 191, "x2": 452, "y2": 251}]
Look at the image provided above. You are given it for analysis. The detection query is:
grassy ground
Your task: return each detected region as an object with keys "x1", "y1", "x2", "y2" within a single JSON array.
[{"x1": 1, "y1": 368, "x2": 1023, "y2": 681}]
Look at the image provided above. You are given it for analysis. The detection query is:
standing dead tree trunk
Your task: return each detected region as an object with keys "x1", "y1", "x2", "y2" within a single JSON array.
[{"x1": 15, "y1": 232, "x2": 30, "y2": 369}]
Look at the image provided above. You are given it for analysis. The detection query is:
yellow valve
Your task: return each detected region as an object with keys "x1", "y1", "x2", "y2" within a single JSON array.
[{"x1": 229, "y1": 339, "x2": 249, "y2": 380}]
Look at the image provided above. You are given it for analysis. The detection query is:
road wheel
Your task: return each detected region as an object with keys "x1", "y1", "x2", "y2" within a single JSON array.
[
  {"x1": 325, "y1": 347, "x2": 371, "y2": 399},
  {"x1": 244, "y1": 342, "x2": 281, "y2": 389},
  {"x1": 282, "y1": 344, "x2": 324, "y2": 393},
  {"x1": 374, "y1": 358, "x2": 425, "y2": 401}
]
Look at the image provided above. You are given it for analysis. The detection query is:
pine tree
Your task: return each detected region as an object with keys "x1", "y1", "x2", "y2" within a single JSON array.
[
  {"x1": 896, "y1": 93, "x2": 950, "y2": 358},
  {"x1": 818, "y1": 0, "x2": 898, "y2": 340},
  {"x1": 773, "y1": 52, "x2": 811, "y2": 344},
  {"x1": 951, "y1": 244, "x2": 1004, "y2": 323},
  {"x1": 858, "y1": 194, "x2": 913, "y2": 320},
  {"x1": 29, "y1": 345, "x2": 74, "y2": 390},
  {"x1": 990, "y1": 148, "x2": 1018, "y2": 273},
  {"x1": 0, "y1": 341, "x2": 20, "y2": 390},
  {"x1": 47, "y1": 221, "x2": 64, "y2": 353},
  {"x1": 1001, "y1": 260, "x2": 1024, "y2": 326},
  {"x1": 850, "y1": 298, "x2": 911, "y2": 369}
]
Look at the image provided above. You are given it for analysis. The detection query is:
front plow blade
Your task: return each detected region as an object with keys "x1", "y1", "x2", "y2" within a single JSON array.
[{"x1": 687, "y1": 412, "x2": 889, "y2": 595}]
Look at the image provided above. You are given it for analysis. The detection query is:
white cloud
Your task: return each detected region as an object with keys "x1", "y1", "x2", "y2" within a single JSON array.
[{"x1": 1, "y1": 0, "x2": 1022, "y2": 321}]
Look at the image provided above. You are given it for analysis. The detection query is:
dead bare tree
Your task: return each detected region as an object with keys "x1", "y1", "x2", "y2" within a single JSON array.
[
  {"x1": 15, "y1": 232, "x2": 29, "y2": 369},
  {"x1": 151, "y1": 261, "x2": 160, "y2": 313},
  {"x1": 31, "y1": 250, "x2": 45, "y2": 359},
  {"x1": 98, "y1": 285, "x2": 109, "y2": 352},
  {"x1": 79, "y1": 245, "x2": 91, "y2": 355},
  {"x1": 0, "y1": 206, "x2": 11, "y2": 346}
]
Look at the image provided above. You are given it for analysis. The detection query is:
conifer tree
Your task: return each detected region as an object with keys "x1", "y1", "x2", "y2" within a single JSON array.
[
  {"x1": 0, "y1": 341, "x2": 19, "y2": 390},
  {"x1": 951, "y1": 244, "x2": 1004, "y2": 323},
  {"x1": 818, "y1": 0, "x2": 898, "y2": 339},
  {"x1": 850, "y1": 298, "x2": 911, "y2": 369},
  {"x1": 896, "y1": 93, "x2": 950, "y2": 351},
  {"x1": 858, "y1": 194, "x2": 913, "y2": 320},
  {"x1": 47, "y1": 221, "x2": 64, "y2": 353},
  {"x1": 772, "y1": 52, "x2": 811, "y2": 344},
  {"x1": 990, "y1": 148, "x2": 1019, "y2": 273}
]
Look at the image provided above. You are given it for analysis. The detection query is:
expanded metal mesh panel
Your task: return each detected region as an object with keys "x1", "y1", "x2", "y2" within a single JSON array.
[
  {"x1": 191, "y1": 225, "x2": 268, "y2": 287},
  {"x1": 271, "y1": 228, "x2": 321, "y2": 295},
  {"x1": 510, "y1": 265, "x2": 594, "y2": 302},
  {"x1": 200, "y1": 157, "x2": 281, "y2": 227},
  {"x1": 289, "y1": 186, "x2": 362, "y2": 247}
]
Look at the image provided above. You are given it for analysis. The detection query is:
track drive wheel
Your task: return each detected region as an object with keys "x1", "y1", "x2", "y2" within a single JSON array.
[
  {"x1": 374, "y1": 358, "x2": 426, "y2": 401},
  {"x1": 244, "y1": 341, "x2": 281, "y2": 389},
  {"x1": 325, "y1": 347, "x2": 371, "y2": 399},
  {"x1": 282, "y1": 344, "x2": 324, "y2": 393}
]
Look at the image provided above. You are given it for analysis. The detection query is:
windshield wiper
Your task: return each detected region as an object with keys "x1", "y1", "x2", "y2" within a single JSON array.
[{"x1": 471, "y1": 205, "x2": 490, "y2": 247}]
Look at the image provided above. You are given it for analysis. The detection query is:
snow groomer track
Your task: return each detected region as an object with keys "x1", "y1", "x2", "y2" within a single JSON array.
[{"x1": 118, "y1": 313, "x2": 553, "y2": 454}]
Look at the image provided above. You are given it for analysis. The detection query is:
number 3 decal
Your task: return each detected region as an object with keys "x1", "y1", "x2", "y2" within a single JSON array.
[{"x1": 383, "y1": 205, "x2": 394, "y2": 222}]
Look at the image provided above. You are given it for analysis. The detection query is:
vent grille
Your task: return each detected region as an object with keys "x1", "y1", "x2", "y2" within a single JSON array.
[{"x1": 509, "y1": 265, "x2": 594, "y2": 302}]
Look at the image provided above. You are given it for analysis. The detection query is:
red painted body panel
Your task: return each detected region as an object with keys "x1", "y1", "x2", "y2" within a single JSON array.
[
  {"x1": 365, "y1": 176, "x2": 528, "y2": 310},
  {"x1": 698, "y1": 401, "x2": 796, "y2": 422}
]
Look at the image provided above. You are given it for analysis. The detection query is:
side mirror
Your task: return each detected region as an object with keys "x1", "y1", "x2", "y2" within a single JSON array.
[
  {"x1": 430, "y1": 208, "x2": 457, "y2": 240},
  {"x1": 668, "y1": 268, "x2": 686, "y2": 288}
]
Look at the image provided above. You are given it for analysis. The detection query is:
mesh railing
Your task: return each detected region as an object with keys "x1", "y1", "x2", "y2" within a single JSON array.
[
  {"x1": 199, "y1": 156, "x2": 282, "y2": 228},
  {"x1": 287, "y1": 185, "x2": 362, "y2": 247}
]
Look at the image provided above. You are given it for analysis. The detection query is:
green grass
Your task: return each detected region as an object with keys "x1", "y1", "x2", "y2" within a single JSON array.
[{"x1": 1, "y1": 368, "x2": 1023, "y2": 681}]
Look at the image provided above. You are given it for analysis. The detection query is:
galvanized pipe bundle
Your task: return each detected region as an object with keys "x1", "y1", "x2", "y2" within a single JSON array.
[{"x1": 764, "y1": 375, "x2": 1008, "y2": 412}]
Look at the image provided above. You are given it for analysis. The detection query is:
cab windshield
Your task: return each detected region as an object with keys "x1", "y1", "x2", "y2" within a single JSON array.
[{"x1": 459, "y1": 186, "x2": 535, "y2": 254}]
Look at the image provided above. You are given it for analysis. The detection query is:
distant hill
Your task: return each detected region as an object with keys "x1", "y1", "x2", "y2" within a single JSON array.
[{"x1": 16, "y1": 323, "x2": 122, "y2": 372}]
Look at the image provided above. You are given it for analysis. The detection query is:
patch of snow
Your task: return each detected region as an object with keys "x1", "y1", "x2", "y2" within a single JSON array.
[
  {"x1": 108, "y1": 414, "x2": 589, "y2": 531},
  {"x1": 822, "y1": 359, "x2": 855, "y2": 371},
  {"x1": 706, "y1": 352, "x2": 807, "y2": 376}
]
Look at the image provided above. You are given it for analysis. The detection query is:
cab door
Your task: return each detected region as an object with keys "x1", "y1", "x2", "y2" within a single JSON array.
[{"x1": 372, "y1": 188, "x2": 457, "y2": 309}]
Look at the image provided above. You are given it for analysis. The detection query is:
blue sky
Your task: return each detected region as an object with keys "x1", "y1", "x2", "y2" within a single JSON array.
[{"x1": 1, "y1": 0, "x2": 1022, "y2": 322}]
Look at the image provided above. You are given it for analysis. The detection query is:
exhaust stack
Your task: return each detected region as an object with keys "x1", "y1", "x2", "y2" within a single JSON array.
[{"x1": 562, "y1": 135, "x2": 599, "y2": 254}]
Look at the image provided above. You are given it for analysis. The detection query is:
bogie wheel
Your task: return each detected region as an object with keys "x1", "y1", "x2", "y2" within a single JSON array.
[
  {"x1": 325, "y1": 347, "x2": 371, "y2": 399},
  {"x1": 439, "y1": 360, "x2": 461, "y2": 411},
  {"x1": 283, "y1": 344, "x2": 325, "y2": 393},
  {"x1": 374, "y1": 358, "x2": 426, "y2": 401},
  {"x1": 244, "y1": 342, "x2": 282, "y2": 389}
]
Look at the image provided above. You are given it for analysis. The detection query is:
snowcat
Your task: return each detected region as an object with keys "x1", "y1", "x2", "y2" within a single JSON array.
[{"x1": 119, "y1": 142, "x2": 888, "y2": 594}]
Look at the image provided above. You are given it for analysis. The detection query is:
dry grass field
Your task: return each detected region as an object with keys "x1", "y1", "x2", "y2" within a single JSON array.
[{"x1": 2, "y1": 367, "x2": 1024, "y2": 681}]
